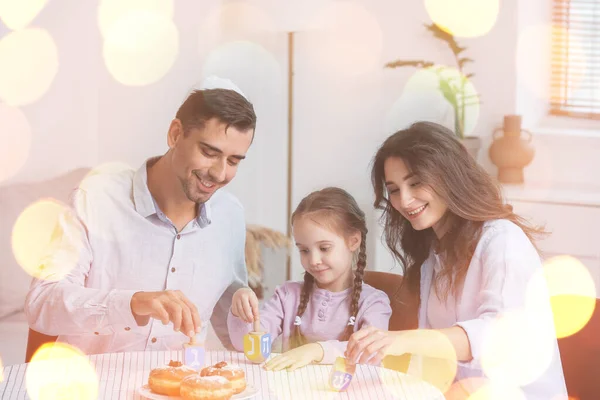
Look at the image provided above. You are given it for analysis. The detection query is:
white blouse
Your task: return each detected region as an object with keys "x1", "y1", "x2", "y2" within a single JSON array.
[{"x1": 418, "y1": 219, "x2": 567, "y2": 400}]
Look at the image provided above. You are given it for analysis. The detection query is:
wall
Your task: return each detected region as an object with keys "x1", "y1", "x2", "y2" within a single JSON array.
[
  {"x1": 0, "y1": 0, "x2": 289, "y2": 234},
  {"x1": 3, "y1": 0, "x2": 596, "y2": 281},
  {"x1": 289, "y1": 0, "x2": 520, "y2": 277}
]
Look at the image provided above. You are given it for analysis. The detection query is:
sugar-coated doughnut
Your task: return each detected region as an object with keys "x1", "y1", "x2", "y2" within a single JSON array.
[
  {"x1": 180, "y1": 375, "x2": 234, "y2": 400},
  {"x1": 148, "y1": 360, "x2": 197, "y2": 396},
  {"x1": 200, "y1": 361, "x2": 246, "y2": 394}
]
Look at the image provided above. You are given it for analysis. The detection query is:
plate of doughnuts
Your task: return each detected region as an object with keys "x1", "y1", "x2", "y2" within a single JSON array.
[{"x1": 139, "y1": 360, "x2": 259, "y2": 400}]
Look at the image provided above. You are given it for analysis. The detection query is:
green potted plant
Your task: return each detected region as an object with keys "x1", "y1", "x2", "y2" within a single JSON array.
[{"x1": 385, "y1": 23, "x2": 482, "y2": 159}]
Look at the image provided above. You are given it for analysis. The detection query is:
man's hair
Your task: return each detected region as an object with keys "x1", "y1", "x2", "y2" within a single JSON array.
[{"x1": 175, "y1": 88, "x2": 256, "y2": 134}]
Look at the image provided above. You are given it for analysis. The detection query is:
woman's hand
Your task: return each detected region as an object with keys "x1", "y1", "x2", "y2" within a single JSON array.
[
  {"x1": 345, "y1": 326, "x2": 404, "y2": 365},
  {"x1": 263, "y1": 343, "x2": 324, "y2": 371},
  {"x1": 231, "y1": 288, "x2": 259, "y2": 323}
]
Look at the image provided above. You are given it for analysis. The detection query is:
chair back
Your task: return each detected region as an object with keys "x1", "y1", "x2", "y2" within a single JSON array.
[
  {"x1": 25, "y1": 328, "x2": 57, "y2": 363},
  {"x1": 363, "y1": 270, "x2": 419, "y2": 373},
  {"x1": 557, "y1": 296, "x2": 600, "y2": 399}
]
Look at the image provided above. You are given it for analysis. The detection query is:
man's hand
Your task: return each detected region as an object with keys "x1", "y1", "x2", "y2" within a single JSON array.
[
  {"x1": 263, "y1": 343, "x2": 324, "y2": 371},
  {"x1": 230, "y1": 288, "x2": 259, "y2": 323},
  {"x1": 130, "y1": 290, "x2": 201, "y2": 337}
]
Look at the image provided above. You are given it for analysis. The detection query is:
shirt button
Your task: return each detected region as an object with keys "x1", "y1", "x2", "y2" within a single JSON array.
[
  {"x1": 176, "y1": 234, "x2": 181, "y2": 240},
  {"x1": 321, "y1": 301, "x2": 327, "y2": 306},
  {"x1": 151, "y1": 337, "x2": 157, "y2": 343},
  {"x1": 171, "y1": 267, "x2": 176, "y2": 273},
  {"x1": 318, "y1": 311, "x2": 325, "y2": 318},
  {"x1": 124, "y1": 327, "x2": 131, "y2": 331}
]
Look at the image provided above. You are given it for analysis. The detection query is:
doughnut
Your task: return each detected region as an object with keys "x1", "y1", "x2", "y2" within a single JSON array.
[
  {"x1": 200, "y1": 361, "x2": 246, "y2": 394},
  {"x1": 180, "y1": 375, "x2": 234, "y2": 400},
  {"x1": 148, "y1": 360, "x2": 197, "y2": 396}
]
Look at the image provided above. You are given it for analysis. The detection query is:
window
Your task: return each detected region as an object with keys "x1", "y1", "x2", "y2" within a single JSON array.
[{"x1": 551, "y1": 0, "x2": 600, "y2": 120}]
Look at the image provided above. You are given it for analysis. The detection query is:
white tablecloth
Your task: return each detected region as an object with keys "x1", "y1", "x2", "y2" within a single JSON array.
[{"x1": 0, "y1": 350, "x2": 444, "y2": 399}]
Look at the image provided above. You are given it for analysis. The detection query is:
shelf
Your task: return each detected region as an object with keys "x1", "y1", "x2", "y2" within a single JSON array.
[{"x1": 501, "y1": 183, "x2": 600, "y2": 208}]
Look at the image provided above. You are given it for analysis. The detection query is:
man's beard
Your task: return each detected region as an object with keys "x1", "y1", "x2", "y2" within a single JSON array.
[{"x1": 180, "y1": 177, "x2": 205, "y2": 204}]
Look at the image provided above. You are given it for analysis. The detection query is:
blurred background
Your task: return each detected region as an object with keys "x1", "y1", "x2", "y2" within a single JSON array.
[{"x1": 0, "y1": 0, "x2": 598, "y2": 392}]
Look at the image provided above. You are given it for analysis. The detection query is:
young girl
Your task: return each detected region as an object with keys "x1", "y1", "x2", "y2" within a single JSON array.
[
  {"x1": 345, "y1": 122, "x2": 567, "y2": 399},
  {"x1": 227, "y1": 187, "x2": 392, "y2": 370}
]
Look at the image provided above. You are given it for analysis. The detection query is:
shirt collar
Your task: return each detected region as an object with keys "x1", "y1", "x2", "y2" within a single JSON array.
[{"x1": 133, "y1": 157, "x2": 212, "y2": 227}]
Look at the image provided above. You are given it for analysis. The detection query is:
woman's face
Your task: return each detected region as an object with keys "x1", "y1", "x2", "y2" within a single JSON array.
[{"x1": 383, "y1": 157, "x2": 448, "y2": 237}]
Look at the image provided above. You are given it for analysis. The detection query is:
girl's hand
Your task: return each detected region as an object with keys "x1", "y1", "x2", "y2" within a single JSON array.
[
  {"x1": 345, "y1": 326, "x2": 403, "y2": 365},
  {"x1": 263, "y1": 343, "x2": 324, "y2": 371},
  {"x1": 231, "y1": 288, "x2": 259, "y2": 323}
]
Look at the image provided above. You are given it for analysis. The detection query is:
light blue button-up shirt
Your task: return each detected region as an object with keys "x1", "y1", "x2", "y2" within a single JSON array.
[{"x1": 25, "y1": 158, "x2": 247, "y2": 354}]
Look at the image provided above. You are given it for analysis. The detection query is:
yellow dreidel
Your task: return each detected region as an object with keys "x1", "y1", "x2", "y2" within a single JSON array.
[
  {"x1": 329, "y1": 357, "x2": 355, "y2": 392},
  {"x1": 183, "y1": 336, "x2": 205, "y2": 371},
  {"x1": 243, "y1": 317, "x2": 272, "y2": 363}
]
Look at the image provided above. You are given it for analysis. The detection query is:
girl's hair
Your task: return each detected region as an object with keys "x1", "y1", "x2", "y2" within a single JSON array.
[
  {"x1": 371, "y1": 121, "x2": 546, "y2": 300},
  {"x1": 289, "y1": 187, "x2": 368, "y2": 348}
]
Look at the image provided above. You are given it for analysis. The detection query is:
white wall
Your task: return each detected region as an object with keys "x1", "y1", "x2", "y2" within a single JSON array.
[
  {"x1": 0, "y1": 0, "x2": 289, "y2": 235},
  {"x1": 289, "y1": 0, "x2": 520, "y2": 278},
  {"x1": 2, "y1": 0, "x2": 598, "y2": 281}
]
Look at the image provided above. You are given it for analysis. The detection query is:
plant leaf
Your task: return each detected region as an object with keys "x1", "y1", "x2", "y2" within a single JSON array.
[
  {"x1": 384, "y1": 59, "x2": 435, "y2": 69},
  {"x1": 458, "y1": 58, "x2": 474, "y2": 68},
  {"x1": 439, "y1": 78, "x2": 458, "y2": 109},
  {"x1": 425, "y1": 23, "x2": 467, "y2": 56},
  {"x1": 466, "y1": 73, "x2": 475, "y2": 79}
]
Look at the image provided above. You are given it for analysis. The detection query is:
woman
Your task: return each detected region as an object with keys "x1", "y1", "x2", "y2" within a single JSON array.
[{"x1": 346, "y1": 122, "x2": 567, "y2": 399}]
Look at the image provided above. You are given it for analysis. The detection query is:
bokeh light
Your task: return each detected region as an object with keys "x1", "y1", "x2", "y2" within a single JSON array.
[
  {"x1": 0, "y1": 0, "x2": 49, "y2": 30},
  {"x1": 530, "y1": 255, "x2": 597, "y2": 339},
  {"x1": 202, "y1": 41, "x2": 282, "y2": 97},
  {"x1": 83, "y1": 161, "x2": 135, "y2": 181},
  {"x1": 386, "y1": 66, "x2": 480, "y2": 136},
  {"x1": 380, "y1": 330, "x2": 457, "y2": 394},
  {"x1": 445, "y1": 377, "x2": 489, "y2": 399},
  {"x1": 380, "y1": 364, "x2": 449, "y2": 398},
  {"x1": 425, "y1": 0, "x2": 499, "y2": 38},
  {"x1": 467, "y1": 383, "x2": 526, "y2": 400},
  {"x1": 265, "y1": 368, "x2": 334, "y2": 400},
  {"x1": 0, "y1": 103, "x2": 32, "y2": 182},
  {"x1": 307, "y1": 2, "x2": 383, "y2": 78},
  {"x1": 246, "y1": 0, "x2": 325, "y2": 32},
  {"x1": 11, "y1": 199, "x2": 77, "y2": 281},
  {"x1": 481, "y1": 310, "x2": 554, "y2": 388},
  {"x1": 97, "y1": 0, "x2": 173, "y2": 37},
  {"x1": 0, "y1": 28, "x2": 59, "y2": 106},
  {"x1": 103, "y1": 10, "x2": 178, "y2": 86},
  {"x1": 26, "y1": 342, "x2": 98, "y2": 400},
  {"x1": 199, "y1": 1, "x2": 275, "y2": 48}
]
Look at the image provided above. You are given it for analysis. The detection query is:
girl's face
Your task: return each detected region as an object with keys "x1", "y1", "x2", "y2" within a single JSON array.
[
  {"x1": 292, "y1": 216, "x2": 360, "y2": 292},
  {"x1": 384, "y1": 157, "x2": 449, "y2": 237}
]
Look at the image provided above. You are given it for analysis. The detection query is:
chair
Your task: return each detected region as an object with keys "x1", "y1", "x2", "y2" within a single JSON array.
[
  {"x1": 557, "y1": 296, "x2": 600, "y2": 400},
  {"x1": 25, "y1": 328, "x2": 57, "y2": 363},
  {"x1": 363, "y1": 270, "x2": 419, "y2": 372}
]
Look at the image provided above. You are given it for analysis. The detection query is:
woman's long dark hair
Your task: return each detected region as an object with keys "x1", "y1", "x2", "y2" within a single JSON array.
[{"x1": 371, "y1": 122, "x2": 546, "y2": 300}]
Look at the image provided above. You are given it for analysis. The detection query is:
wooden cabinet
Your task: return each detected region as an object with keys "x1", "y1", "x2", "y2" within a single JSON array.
[{"x1": 504, "y1": 185, "x2": 600, "y2": 292}]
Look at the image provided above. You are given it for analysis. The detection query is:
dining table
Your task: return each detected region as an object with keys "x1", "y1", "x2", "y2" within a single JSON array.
[{"x1": 0, "y1": 350, "x2": 445, "y2": 399}]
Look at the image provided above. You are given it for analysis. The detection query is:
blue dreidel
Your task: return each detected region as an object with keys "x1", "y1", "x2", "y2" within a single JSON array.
[
  {"x1": 183, "y1": 336, "x2": 205, "y2": 371},
  {"x1": 243, "y1": 317, "x2": 272, "y2": 363},
  {"x1": 329, "y1": 357, "x2": 355, "y2": 392}
]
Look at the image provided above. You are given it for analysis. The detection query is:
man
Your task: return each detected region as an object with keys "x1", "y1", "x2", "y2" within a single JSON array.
[{"x1": 25, "y1": 78, "x2": 256, "y2": 354}]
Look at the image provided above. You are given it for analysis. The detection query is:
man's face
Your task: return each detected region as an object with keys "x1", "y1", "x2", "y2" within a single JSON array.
[{"x1": 168, "y1": 117, "x2": 254, "y2": 204}]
